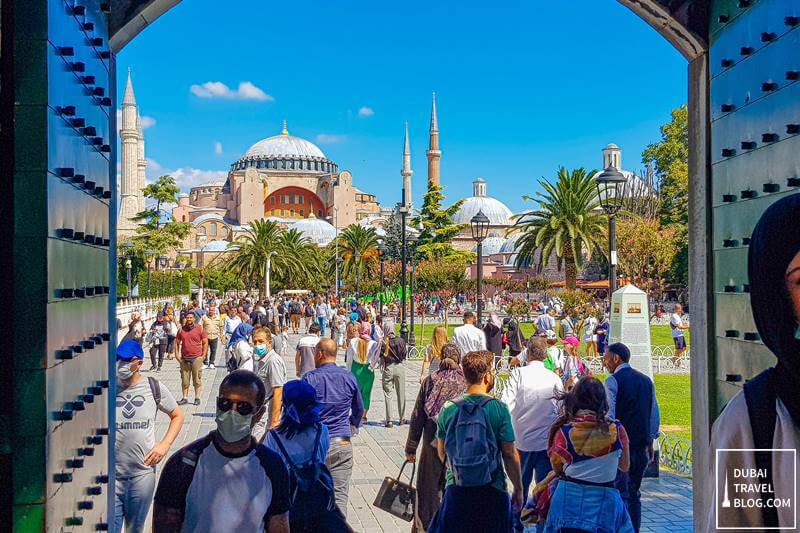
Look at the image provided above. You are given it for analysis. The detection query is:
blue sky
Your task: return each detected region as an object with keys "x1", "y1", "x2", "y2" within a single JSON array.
[{"x1": 117, "y1": 0, "x2": 687, "y2": 214}]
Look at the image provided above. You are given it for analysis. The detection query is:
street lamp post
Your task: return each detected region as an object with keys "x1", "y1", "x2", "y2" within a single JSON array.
[
  {"x1": 354, "y1": 250, "x2": 362, "y2": 300},
  {"x1": 398, "y1": 203, "x2": 409, "y2": 342},
  {"x1": 144, "y1": 249, "x2": 155, "y2": 297},
  {"x1": 470, "y1": 210, "x2": 490, "y2": 325},
  {"x1": 122, "y1": 241, "x2": 134, "y2": 298},
  {"x1": 594, "y1": 165, "x2": 628, "y2": 299},
  {"x1": 265, "y1": 251, "x2": 276, "y2": 299},
  {"x1": 407, "y1": 232, "x2": 418, "y2": 346},
  {"x1": 377, "y1": 241, "x2": 387, "y2": 318},
  {"x1": 334, "y1": 206, "x2": 340, "y2": 298},
  {"x1": 158, "y1": 255, "x2": 168, "y2": 297}
]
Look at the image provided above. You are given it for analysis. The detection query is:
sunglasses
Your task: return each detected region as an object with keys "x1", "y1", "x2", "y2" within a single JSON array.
[{"x1": 216, "y1": 397, "x2": 257, "y2": 416}]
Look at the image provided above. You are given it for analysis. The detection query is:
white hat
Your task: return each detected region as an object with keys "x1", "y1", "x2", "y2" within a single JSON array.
[{"x1": 545, "y1": 329, "x2": 557, "y2": 340}]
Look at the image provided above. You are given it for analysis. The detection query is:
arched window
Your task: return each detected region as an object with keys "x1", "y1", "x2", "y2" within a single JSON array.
[
  {"x1": 210, "y1": 223, "x2": 217, "y2": 236},
  {"x1": 220, "y1": 226, "x2": 228, "y2": 237},
  {"x1": 198, "y1": 227, "x2": 206, "y2": 236}
]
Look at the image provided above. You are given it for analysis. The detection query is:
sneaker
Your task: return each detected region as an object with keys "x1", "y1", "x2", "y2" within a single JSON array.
[
  {"x1": 177, "y1": 398, "x2": 188, "y2": 405},
  {"x1": 156, "y1": 367, "x2": 161, "y2": 373},
  {"x1": 193, "y1": 398, "x2": 201, "y2": 406},
  {"x1": 398, "y1": 419, "x2": 407, "y2": 426},
  {"x1": 385, "y1": 421, "x2": 393, "y2": 428}
]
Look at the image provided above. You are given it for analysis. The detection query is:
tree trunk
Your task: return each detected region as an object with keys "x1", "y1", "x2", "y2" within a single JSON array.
[{"x1": 564, "y1": 243, "x2": 577, "y2": 290}]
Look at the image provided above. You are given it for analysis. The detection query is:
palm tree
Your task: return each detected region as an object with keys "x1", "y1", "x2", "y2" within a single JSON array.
[
  {"x1": 337, "y1": 225, "x2": 380, "y2": 290},
  {"x1": 511, "y1": 167, "x2": 607, "y2": 289},
  {"x1": 277, "y1": 228, "x2": 322, "y2": 288},
  {"x1": 226, "y1": 220, "x2": 287, "y2": 297}
]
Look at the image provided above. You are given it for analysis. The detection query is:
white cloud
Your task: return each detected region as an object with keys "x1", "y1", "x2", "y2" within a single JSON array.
[
  {"x1": 115, "y1": 110, "x2": 156, "y2": 130},
  {"x1": 190, "y1": 81, "x2": 273, "y2": 101},
  {"x1": 170, "y1": 167, "x2": 228, "y2": 190},
  {"x1": 214, "y1": 142, "x2": 223, "y2": 155},
  {"x1": 358, "y1": 106, "x2": 374, "y2": 117},
  {"x1": 316, "y1": 133, "x2": 347, "y2": 144}
]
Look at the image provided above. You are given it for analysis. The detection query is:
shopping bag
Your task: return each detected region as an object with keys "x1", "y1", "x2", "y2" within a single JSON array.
[{"x1": 372, "y1": 460, "x2": 416, "y2": 522}]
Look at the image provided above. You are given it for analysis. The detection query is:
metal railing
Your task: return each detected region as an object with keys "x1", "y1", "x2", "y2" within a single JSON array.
[{"x1": 656, "y1": 432, "x2": 692, "y2": 476}]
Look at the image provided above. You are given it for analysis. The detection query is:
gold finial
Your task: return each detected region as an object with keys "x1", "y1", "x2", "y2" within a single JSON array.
[{"x1": 281, "y1": 119, "x2": 288, "y2": 135}]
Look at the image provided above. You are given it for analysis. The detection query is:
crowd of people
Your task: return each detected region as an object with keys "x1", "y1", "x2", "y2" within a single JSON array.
[{"x1": 115, "y1": 290, "x2": 669, "y2": 533}]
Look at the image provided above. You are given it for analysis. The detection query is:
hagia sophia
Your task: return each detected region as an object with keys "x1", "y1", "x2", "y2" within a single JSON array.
[{"x1": 118, "y1": 74, "x2": 650, "y2": 278}]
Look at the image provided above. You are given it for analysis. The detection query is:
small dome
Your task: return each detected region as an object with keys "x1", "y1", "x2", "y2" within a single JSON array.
[
  {"x1": 605, "y1": 143, "x2": 619, "y2": 149},
  {"x1": 201, "y1": 240, "x2": 232, "y2": 252},
  {"x1": 289, "y1": 215, "x2": 337, "y2": 246},
  {"x1": 499, "y1": 235, "x2": 519, "y2": 254},
  {"x1": 453, "y1": 196, "x2": 514, "y2": 226},
  {"x1": 472, "y1": 236, "x2": 506, "y2": 256}
]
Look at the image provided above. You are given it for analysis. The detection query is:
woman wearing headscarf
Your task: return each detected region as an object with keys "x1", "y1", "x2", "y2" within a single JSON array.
[
  {"x1": 227, "y1": 321, "x2": 254, "y2": 371},
  {"x1": 265, "y1": 380, "x2": 351, "y2": 532},
  {"x1": 405, "y1": 343, "x2": 468, "y2": 532},
  {"x1": 506, "y1": 317, "x2": 525, "y2": 358},
  {"x1": 346, "y1": 321, "x2": 379, "y2": 422},
  {"x1": 380, "y1": 318, "x2": 407, "y2": 428},
  {"x1": 704, "y1": 195, "x2": 800, "y2": 530},
  {"x1": 484, "y1": 313, "x2": 504, "y2": 359},
  {"x1": 421, "y1": 325, "x2": 449, "y2": 381},
  {"x1": 345, "y1": 312, "x2": 360, "y2": 346}
]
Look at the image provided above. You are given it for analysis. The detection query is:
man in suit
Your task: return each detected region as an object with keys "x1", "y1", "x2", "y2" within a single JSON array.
[{"x1": 604, "y1": 342, "x2": 660, "y2": 533}]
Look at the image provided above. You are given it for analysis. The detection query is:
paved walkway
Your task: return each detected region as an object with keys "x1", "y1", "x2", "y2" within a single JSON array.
[{"x1": 148, "y1": 331, "x2": 693, "y2": 532}]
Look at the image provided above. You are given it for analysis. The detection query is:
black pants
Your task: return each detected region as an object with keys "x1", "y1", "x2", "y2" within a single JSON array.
[
  {"x1": 615, "y1": 445, "x2": 648, "y2": 532},
  {"x1": 149, "y1": 343, "x2": 166, "y2": 369},
  {"x1": 204, "y1": 338, "x2": 219, "y2": 366}
]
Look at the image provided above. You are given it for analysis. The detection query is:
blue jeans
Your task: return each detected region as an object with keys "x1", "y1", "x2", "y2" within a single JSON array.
[
  {"x1": 516, "y1": 450, "x2": 552, "y2": 532},
  {"x1": 616, "y1": 446, "x2": 648, "y2": 532},
  {"x1": 543, "y1": 480, "x2": 633, "y2": 533},
  {"x1": 317, "y1": 316, "x2": 327, "y2": 336},
  {"x1": 115, "y1": 471, "x2": 156, "y2": 533}
]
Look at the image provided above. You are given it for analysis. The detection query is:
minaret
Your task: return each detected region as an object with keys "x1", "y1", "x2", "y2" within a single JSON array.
[
  {"x1": 401, "y1": 121, "x2": 413, "y2": 209},
  {"x1": 118, "y1": 68, "x2": 142, "y2": 237},
  {"x1": 136, "y1": 114, "x2": 147, "y2": 214},
  {"x1": 426, "y1": 92, "x2": 441, "y2": 188}
]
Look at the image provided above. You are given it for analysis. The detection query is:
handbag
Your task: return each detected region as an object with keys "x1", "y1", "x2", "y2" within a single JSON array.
[{"x1": 372, "y1": 460, "x2": 416, "y2": 522}]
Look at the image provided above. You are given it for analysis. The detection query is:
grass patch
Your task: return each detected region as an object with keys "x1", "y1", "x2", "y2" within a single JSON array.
[{"x1": 398, "y1": 322, "x2": 690, "y2": 349}]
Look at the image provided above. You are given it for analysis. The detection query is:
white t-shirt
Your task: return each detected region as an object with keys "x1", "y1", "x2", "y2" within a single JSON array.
[
  {"x1": 452, "y1": 324, "x2": 487, "y2": 355},
  {"x1": 500, "y1": 361, "x2": 563, "y2": 451},
  {"x1": 582, "y1": 316, "x2": 598, "y2": 341},
  {"x1": 670, "y1": 313, "x2": 684, "y2": 338},
  {"x1": 235, "y1": 340, "x2": 254, "y2": 371}
]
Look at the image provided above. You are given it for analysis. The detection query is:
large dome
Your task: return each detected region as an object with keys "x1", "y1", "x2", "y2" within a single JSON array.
[
  {"x1": 453, "y1": 178, "x2": 514, "y2": 226},
  {"x1": 231, "y1": 121, "x2": 338, "y2": 174},
  {"x1": 244, "y1": 133, "x2": 326, "y2": 159}
]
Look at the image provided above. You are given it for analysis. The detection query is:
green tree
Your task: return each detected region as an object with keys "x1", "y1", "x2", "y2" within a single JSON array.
[
  {"x1": 616, "y1": 216, "x2": 678, "y2": 297},
  {"x1": 382, "y1": 209, "x2": 405, "y2": 260},
  {"x1": 413, "y1": 183, "x2": 467, "y2": 259},
  {"x1": 512, "y1": 167, "x2": 606, "y2": 290},
  {"x1": 642, "y1": 105, "x2": 688, "y2": 284},
  {"x1": 128, "y1": 175, "x2": 191, "y2": 256},
  {"x1": 337, "y1": 225, "x2": 380, "y2": 289}
]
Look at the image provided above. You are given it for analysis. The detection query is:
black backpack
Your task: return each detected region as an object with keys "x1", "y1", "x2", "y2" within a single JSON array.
[
  {"x1": 743, "y1": 368, "x2": 780, "y2": 528},
  {"x1": 269, "y1": 424, "x2": 336, "y2": 511}
]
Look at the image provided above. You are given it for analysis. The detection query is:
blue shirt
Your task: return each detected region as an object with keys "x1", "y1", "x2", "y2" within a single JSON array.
[
  {"x1": 605, "y1": 363, "x2": 660, "y2": 443},
  {"x1": 303, "y1": 363, "x2": 364, "y2": 439}
]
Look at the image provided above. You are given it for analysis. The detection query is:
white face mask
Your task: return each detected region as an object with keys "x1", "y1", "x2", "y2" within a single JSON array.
[
  {"x1": 116, "y1": 360, "x2": 137, "y2": 381},
  {"x1": 215, "y1": 408, "x2": 253, "y2": 443}
]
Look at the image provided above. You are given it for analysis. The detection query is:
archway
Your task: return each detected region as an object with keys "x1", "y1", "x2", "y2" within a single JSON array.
[
  {"x1": 265, "y1": 186, "x2": 326, "y2": 219},
  {"x1": 6, "y1": 0, "x2": 800, "y2": 529}
]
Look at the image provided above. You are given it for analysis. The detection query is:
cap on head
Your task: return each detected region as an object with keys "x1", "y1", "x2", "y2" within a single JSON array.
[
  {"x1": 116, "y1": 339, "x2": 144, "y2": 361},
  {"x1": 563, "y1": 336, "x2": 580, "y2": 347}
]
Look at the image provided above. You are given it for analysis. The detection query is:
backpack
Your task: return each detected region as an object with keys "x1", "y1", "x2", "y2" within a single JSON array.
[
  {"x1": 157, "y1": 434, "x2": 283, "y2": 526},
  {"x1": 743, "y1": 368, "x2": 780, "y2": 528},
  {"x1": 269, "y1": 425, "x2": 336, "y2": 511},
  {"x1": 444, "y1": 396, "x2": 500, "y2": 487},
  {"x1": 290, "y1": 302, "x2": 302, "y2": 315}
]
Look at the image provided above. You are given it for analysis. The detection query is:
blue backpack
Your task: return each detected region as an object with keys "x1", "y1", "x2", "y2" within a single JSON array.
[{"x1": 444, "y1": 396, "x2": 500, "y2": 487}]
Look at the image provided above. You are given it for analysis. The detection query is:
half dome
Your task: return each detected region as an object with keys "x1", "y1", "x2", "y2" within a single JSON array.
[{"x1": 289, "y1": 215, "x2": 337, "y2": 246}]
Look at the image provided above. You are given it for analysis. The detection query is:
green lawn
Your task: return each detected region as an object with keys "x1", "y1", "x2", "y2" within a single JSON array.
[
  {"x1": 398, "y1": 322, "x2": 690, "y2": 349},
  {"x1": 595, "y1": 373, "x2": 692, "y2": 442}
]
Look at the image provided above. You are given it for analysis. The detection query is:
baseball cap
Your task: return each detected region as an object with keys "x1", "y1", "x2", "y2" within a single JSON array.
[
  {"x1": 116, "y1": 339, "x2": 144, "y2": 361},
  {"x1": 535, "y1": 328, "x2": 547, "y2": 336},
  {"x1": 545, "y1": 330, "x2": 557, "y2": 340},
  {"x1": 563, "y1": 336, "x2": 580, "y2": 347}
]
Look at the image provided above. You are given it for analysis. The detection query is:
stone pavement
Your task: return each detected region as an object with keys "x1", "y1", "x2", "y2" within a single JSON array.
[{"x1": 147, "y1": 330, "x2": 693, "y2": 532}]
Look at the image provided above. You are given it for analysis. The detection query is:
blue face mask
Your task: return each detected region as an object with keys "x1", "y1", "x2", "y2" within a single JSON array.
[{"x1": 253, "y1": 345, "x2": 267, "y2": 358}]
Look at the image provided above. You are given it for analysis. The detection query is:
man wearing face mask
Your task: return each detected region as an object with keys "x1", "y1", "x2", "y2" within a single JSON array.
[
  {"x1": 251, "y1": 327, "x2": 287, "y2": 443},
  {"x1": 154, "y1": 370, "x2": 291, "y2": 532},
  {"x1": 115, "y1": 339, "x2": 184, "y2": 533},
  {"x1": 704, "y1": 195, "x2": 800, "y2": 530}
]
